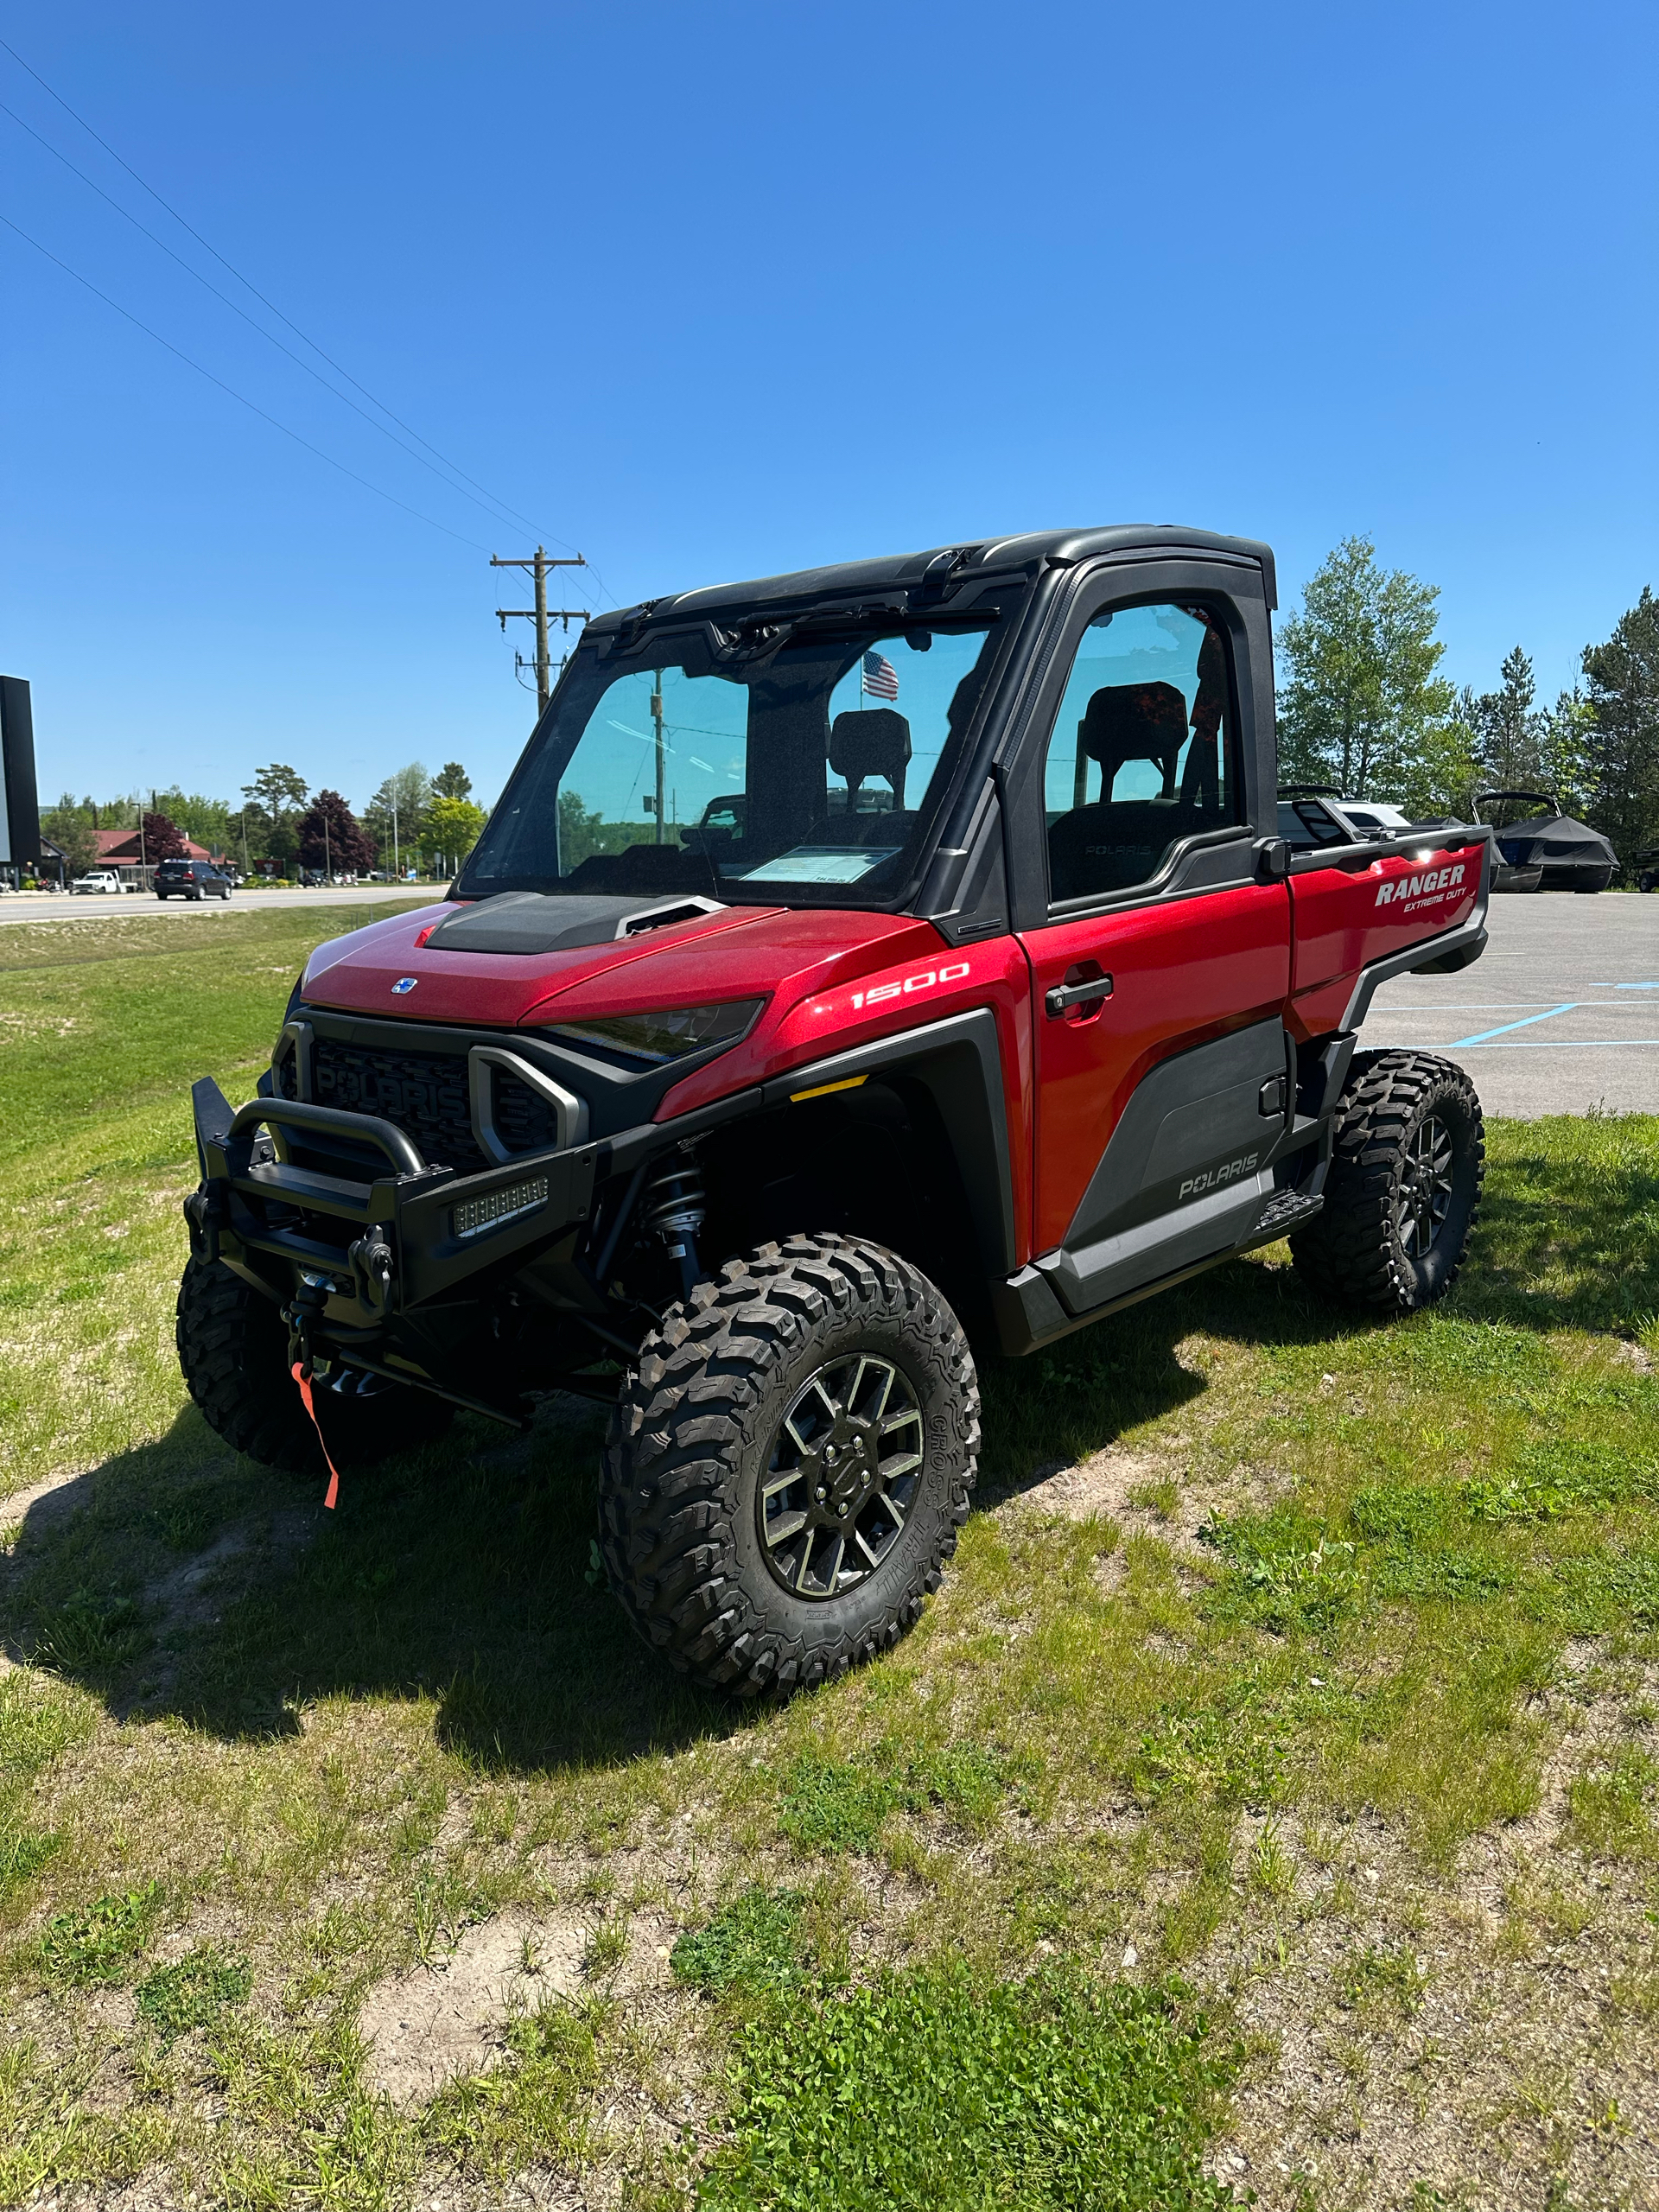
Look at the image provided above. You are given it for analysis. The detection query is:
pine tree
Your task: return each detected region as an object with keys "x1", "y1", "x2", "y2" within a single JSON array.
[
  {"x1": 1474, "y1": 647, "x2": 1544, "y2": 795},
  {"x1": 1581, "y1": 588, "x2": 1659, "y2": 863}
]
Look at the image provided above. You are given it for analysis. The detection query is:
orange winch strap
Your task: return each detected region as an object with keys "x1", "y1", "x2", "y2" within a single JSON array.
[{"x1": 291, "y1": 1362, "x2": 341, "y2": 1510}]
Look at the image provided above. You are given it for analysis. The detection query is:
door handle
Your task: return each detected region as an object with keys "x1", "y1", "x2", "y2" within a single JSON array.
[{"x1": 1045, "y1": 973, "x2": 1113, "y2": 1018}]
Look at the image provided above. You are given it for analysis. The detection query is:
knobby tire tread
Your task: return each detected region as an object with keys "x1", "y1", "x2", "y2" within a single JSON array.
[
  {"x1": 1290, "y1": 1048, "x2": 1484, "y2": 1313},
  {"x1": 175, "y1": 1255, "x2": 447, "y2": 1473},
  {"x1": 599, "y1": 1234, "x2": 979, "y2": 1698}
]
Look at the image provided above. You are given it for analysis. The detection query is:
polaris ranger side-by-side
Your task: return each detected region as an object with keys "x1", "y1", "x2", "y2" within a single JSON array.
[{"x1": 178, "y1": 526, "x2": 1491, "y2": 1694}]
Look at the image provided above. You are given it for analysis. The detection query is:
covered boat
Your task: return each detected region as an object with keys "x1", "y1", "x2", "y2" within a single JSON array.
[{"x1": 1473, "y1": 792, "x2": 1617, "y2": 893}]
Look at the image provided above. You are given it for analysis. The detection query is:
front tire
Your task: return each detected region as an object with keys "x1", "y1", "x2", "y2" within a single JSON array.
[
  {"x1": 1291, "y1": 1050, "x2": 1484, "y2": 1313},
  {"x1": 176, "y1": 1255, "x2": 452, "y2": 1472},
  {"x1": 599, "y1": 1235, "x2": 979, "y2": 1696}
]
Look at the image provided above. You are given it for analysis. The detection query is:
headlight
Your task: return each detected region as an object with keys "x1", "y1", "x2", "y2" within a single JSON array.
[{"x1": 546, "y1": 998, "x2": 763, "y2": 1065}]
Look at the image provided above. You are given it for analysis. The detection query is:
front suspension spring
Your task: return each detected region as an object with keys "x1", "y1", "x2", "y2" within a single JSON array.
[{"x1": 644, "y1": 1158, "x2": 706, "y2": 1297}]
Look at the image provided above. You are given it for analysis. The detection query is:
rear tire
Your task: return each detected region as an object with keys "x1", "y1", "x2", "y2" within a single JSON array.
[
  {"x1": 175, "y1": 1255, "x2": 451, "y2": 1473},
  {"x1": 599, "y1": 1235, "x2": 979, "y2": 1697},
  {"x1": 1291, "y1": 1050, "x2": 1484, "y2": 1313}
]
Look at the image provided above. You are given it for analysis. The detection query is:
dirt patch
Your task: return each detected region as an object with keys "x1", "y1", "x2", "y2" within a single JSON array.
[
  {"x1": 359, "y1": 1912, "x2": 588, "y2": 2109},
  {"x1": 358, "y1": 1901, "x2": 681, "y2": 2112},
  {"x1": 1197, "y1": 1649, "x2": 1659, "y2": 2211},
  {"x1": 1007, "y1": 1445, "x2": 1158, "y2": 1522},
  {"x1": 0, "y1": 1463, "x2": 89, "y2": 1543}
]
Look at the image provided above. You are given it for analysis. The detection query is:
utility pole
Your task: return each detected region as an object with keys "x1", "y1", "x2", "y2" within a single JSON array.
[
  {"x1": 492, "y1": 548, "x2": 589, "y2": 717},
  {"x1": 651, "y1": 671, "x2": 666, "y2": 844}
]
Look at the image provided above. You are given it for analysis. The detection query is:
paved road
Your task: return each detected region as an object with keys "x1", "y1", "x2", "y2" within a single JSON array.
[
  {"x1": 0, "y1": 885, "x2": 435, "y2": 925},
  {"x1": 1362, "y1": 893, "x2": 1659, "y2": 1116}
]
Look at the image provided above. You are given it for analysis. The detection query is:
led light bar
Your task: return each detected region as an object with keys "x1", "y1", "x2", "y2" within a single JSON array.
[{"x1": 454, "y1": 1175, "x2": 550, "y2": 1241}]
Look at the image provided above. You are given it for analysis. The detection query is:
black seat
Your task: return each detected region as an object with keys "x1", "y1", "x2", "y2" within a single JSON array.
[
  {"x1": 1075, "y1": 681, "x2": 1189, "y2": 805},
  {"x1": 830, "y1": 708, "x2": 912, "y2": 810}
]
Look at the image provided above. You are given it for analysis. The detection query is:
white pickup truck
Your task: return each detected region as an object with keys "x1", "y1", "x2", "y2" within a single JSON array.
[{"x1": 71, "y1": 870, "x2": 125, "y2": 895}]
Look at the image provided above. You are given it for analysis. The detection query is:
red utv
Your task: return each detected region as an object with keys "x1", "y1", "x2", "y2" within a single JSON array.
[{"x1": 178, "y1": 527, "x2": 1492, "y2": 1694}]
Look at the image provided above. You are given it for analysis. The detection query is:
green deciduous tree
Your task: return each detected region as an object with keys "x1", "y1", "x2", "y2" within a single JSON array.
[
  {"x1": 1275, "y1": 537, "x2": 1459, "y2": 804},
  {"x1": 1536, "y1": 688, "x2": 1599, "y2": 821},
  {"x1": 364, "y1": 763, "x2": 432, "y2": 874},
  {"x1": 423, "y1": 793, "x2": 487, "y2": 871},
  {"x1": 1580, "y1": 587, "x2": 1659, "y2": 865},
  {"x1": 39, "y1": 795, "x2": 99, "y2": 879},
  {"x1": 152, "y1": 787, "x2": 238, "y2": 858}
]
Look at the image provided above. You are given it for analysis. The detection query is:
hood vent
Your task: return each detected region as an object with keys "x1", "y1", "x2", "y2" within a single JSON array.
[{"x1": 423, "y1": 891, "x2": 724, "y2": 957}]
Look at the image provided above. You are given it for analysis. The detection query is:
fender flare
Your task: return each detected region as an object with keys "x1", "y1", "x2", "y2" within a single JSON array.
[{"x1": 753, "y1": 1008, "x2": 1018, "y2": 1280}]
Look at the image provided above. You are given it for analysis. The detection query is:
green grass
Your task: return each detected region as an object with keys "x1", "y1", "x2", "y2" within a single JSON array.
[
  {"x1": 0, "y1": 907, "x2": 1656, "y2": 2205},
  {"x1": 0, "y1": 902, "x2": 429, "y2": 1495},
  {"x1": 134, "y1": 1945, "x2": 252, "y2": 2040},
  {"x1": 40, "y1": 1883, "x2": 162, "y2": 1986},
  {"x1": 697, "y1": 1964, "x2": 1238, "y2": 2212},
  {"x1": 671, "y1": 1885, "x2": 808, "y2": 1993}
]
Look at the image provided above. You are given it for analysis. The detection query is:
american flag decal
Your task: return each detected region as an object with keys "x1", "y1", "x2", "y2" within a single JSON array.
[{"x1": 861, "y1": 650, "x2": 899, "y2": 702}]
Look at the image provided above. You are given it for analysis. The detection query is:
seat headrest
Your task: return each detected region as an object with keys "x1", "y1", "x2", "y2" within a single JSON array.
[
  {"x1": 1077, "y1": 682, "x2": 1189, "y2": 768},
  {"x1": 830, "y1": 708, "x2": 912, "y2": 787}
]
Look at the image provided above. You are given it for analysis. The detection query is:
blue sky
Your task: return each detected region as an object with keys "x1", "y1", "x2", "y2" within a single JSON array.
[{"x1": 3, "y1": 2, "x2": 1655, "y2": 814}]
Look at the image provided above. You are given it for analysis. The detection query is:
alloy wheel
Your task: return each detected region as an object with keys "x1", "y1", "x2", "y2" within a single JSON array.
[
  {"x1": 1397, "y1": 1114, "x2": 1454, "y2": 1259},
  {"x1": 757, "y1": 1353, "x2": 925, "y2": 1599}
]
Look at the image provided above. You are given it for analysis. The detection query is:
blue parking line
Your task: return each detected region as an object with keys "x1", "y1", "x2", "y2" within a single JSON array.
[
  {"x1": 1449, "y1": 1002, "x2": 1577, "y2": 1046},
  {"x1": 1453, "y1": 1039, "x2": 1659, "y2": 1048}
]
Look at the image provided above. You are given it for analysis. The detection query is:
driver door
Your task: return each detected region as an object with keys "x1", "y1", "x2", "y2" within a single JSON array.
[{"x1": 1008, "y1": 568, "x2": 1292, "y2": 1317}]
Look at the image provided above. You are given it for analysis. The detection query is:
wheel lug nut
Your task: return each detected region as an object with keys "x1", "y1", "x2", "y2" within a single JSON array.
[{"x1": 816, "y1": 1486, "x2": 826, "y2": 1501}]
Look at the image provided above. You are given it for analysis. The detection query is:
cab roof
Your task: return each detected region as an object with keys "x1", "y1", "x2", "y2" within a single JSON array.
[{"x1": 588, "y1": 524, "x2": 1277, "y2": 636}]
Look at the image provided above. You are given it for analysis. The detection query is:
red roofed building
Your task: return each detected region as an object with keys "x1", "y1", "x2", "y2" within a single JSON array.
[{"x1": 91, "y1": 826, "x2": 222, "y2": 884}]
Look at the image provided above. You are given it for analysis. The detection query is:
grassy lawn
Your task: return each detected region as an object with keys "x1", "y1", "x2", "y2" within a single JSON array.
[{"x1": 2, "y1": 908, "x2": 1657, "y2": 2210}]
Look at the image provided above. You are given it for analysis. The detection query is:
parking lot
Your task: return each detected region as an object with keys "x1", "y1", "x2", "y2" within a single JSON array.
[{"x1": 1362, "y1": 891, "x2": 1659, "y2": 1115}]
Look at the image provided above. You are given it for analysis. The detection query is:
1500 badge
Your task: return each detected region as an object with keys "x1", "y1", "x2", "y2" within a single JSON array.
[{"x1": 849, "y1": 962, "x2": 970, "y2": 1011}]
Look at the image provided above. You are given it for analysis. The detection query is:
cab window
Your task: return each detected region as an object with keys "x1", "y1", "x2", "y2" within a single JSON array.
[{"x1": 1042, "y1": 602, "x2": 1242, "y2": 904}]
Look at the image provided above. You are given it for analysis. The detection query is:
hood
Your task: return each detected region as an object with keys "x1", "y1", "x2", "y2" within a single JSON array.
[{"x1": 299, "y1": 893, "x2": 943, "y2": 1032}]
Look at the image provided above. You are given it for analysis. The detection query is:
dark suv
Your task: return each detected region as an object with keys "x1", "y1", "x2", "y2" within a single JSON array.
[{"x1": 156, "y1": 860, "x2": 233, "y2": 902}]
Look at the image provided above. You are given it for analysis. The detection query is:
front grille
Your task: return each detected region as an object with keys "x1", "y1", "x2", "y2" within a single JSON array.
[{"x1": 277, "y1": 1038, "x2": 561, "y2": 1176}]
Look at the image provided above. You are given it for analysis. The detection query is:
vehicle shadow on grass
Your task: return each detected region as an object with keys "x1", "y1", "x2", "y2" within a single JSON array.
[
  {"x1": 0, "y1": 1400, "x2": 745, "y2": 1772},
  {"x1": 5, "y1": 1133, "x2": 1650, "y2": 1772}
]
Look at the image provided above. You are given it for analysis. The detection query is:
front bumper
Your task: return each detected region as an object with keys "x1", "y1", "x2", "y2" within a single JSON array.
[{"x1": 185, "y1": 1076, "x2": 599, "y2": 1332}]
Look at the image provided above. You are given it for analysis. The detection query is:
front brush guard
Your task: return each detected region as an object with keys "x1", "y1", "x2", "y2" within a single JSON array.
[{"x1": 186, "y1": 1077, "x2": 598, "y2": 1322}]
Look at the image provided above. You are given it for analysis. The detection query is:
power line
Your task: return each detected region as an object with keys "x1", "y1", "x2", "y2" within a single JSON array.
[
  {"x1": 0, "y1": 96, "x2": 552, "y2": 544},
  {"x1": 0, "y1": 33, "x2": 586, "y2": 561},
  {"x1": 0, "y1": 210, "x2": 492, "y2": 550}
]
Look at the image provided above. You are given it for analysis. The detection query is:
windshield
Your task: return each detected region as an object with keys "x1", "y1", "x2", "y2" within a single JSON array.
[{"x1": 458, "y1": 611, "x2": 1008, "y2": 905}]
